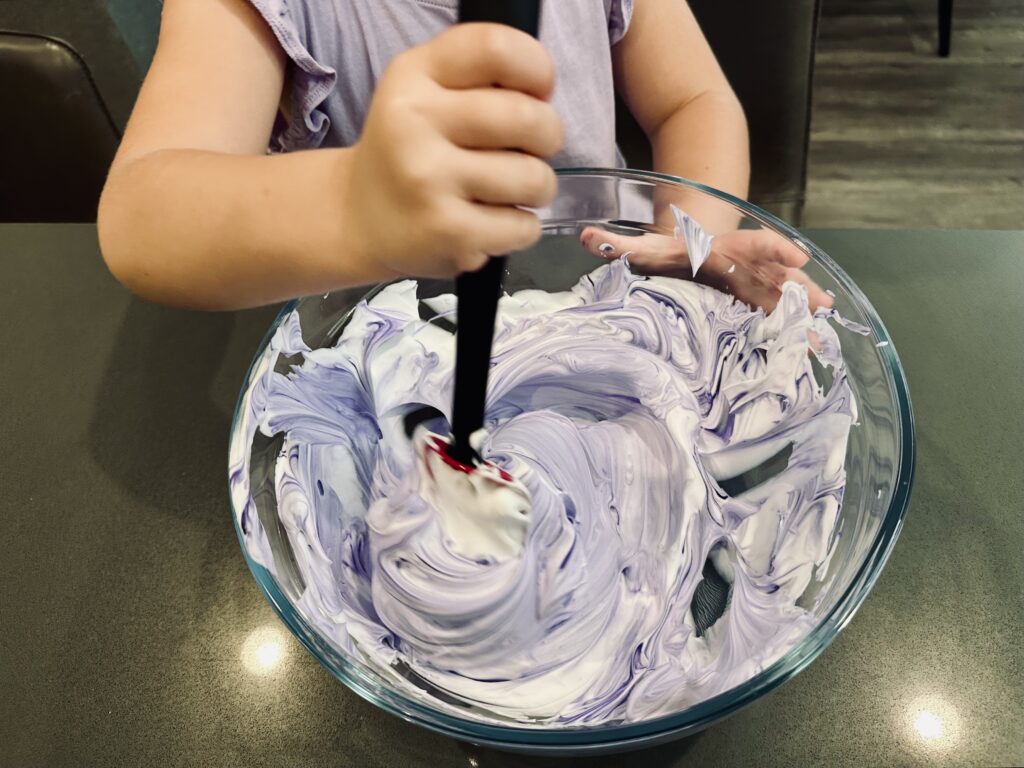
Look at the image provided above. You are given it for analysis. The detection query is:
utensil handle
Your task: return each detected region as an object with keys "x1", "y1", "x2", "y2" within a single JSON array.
[
  {"x1": 450, "y1": 0, "x2": 542, "y2": 464},
  {"x1": 458, "y1": 0, "x2": 541, "y2": 34},
  {"x1": 451, "y1": 259, "x2": 505, "y2": 463}
]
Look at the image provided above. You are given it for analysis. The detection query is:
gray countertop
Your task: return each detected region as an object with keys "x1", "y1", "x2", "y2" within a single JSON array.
[{"x1": 1, "y1": 225, "x2": 1021, "y2": 767}]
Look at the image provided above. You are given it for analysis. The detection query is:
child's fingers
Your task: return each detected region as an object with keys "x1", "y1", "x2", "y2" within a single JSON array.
[
  {"x1": 460, "y1": 151, "x2": 557, "y2": 208},
  {"x1": 461, "y1": 203, "x2": 542, "y2": 262},
  {"x1": 580, "y1": 227, "x2": 633, "y2": 258},
  {"x1": 749, "y1": 230, "x2": 810, "y2": 268},
  {"x1": 434, "y1": 201, "x2": 542, "y2": 273},
  {"x1": 775, "y1": 237, "x2": 811, "y2": 268},
  {"x1": 785, "y1": 268, "x2": 834, "y2": 311},
  {"x1": 420, "y1": 24, "x2": 555, "y2": 98},
  {"x1": 717, "y1": 230, "x2": 808, "y2": 270},
  {"x1": 437, "y1": 90, "x2": 563, "y2": 157},
  {"x1": 579, "y1": 227, "x2": 685, "y2": 272}
]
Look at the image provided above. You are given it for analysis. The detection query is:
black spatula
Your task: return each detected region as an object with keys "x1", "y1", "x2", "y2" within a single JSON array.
[{"x1": 448, "y1": 0, "x2": 543, "y2": 465}]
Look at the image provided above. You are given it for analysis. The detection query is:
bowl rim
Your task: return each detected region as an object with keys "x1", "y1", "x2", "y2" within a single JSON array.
[{"x1": 228, "y1": 167, "x2": 916, "y2": 751}]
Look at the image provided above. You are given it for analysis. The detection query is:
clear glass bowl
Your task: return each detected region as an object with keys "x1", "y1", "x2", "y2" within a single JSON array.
[{"x1": 228, "y1": 169, "x2": 914, "y2": 755}]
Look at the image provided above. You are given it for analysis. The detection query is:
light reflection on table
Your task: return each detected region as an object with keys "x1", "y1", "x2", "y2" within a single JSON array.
[
  {"x1": 241, "y1": 624, "x2": 289, "y2": 675},
  {"x1": 904, "y1": 694, "x2": 961, "y2": 755}
]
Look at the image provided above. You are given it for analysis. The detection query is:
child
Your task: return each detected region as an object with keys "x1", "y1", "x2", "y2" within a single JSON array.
[{"x1": 99, "y1": 0, "x2": 827, "y2": 311}]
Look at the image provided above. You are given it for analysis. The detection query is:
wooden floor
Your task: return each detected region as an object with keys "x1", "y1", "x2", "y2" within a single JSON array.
[{"x1": 804, "y1": 0, "x2": 1024, "y2": 229}]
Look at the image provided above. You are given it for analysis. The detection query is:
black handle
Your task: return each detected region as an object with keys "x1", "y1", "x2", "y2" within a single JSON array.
[
  {"x1": 449, "y1": 0, "x2": 542, "y2": 465},
  {"x1": 451, "y1": 260, "x2": 504, "y2": 463},
  {"x1": 458, "y1": 0, "x2": 541, "y2": 34}
]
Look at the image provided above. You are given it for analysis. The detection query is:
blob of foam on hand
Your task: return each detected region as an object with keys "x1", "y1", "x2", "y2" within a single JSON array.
[
  {"x1": 416, "y1": 430, "x2": 530, "y2": 562},
  {"x1": 671, "y1": 204, "x2": 714, "y2": 277}
]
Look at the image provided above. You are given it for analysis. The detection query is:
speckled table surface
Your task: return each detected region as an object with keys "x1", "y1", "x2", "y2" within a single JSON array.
[{"x1": 1, "y1": 226, "x2": 1021, "y2": 768}]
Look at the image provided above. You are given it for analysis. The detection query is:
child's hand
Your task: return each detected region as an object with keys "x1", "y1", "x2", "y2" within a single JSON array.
[
  {"x1": 580, "y1": 226, "x2": 834, "y2": 312},
  {"x1": 345, "y1": 24, "x2": 563, "y2": 279}
]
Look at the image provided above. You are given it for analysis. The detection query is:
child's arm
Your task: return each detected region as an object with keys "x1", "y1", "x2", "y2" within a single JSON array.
[
  {"x1": 581, "y1": 0, "x2": 830, "y2": 311},
  {"x1": 98, "y1": 0, "x2": 561, "y2": 310},
  {"x1": 614, "y1": 0, "x2": 749, "y2": 231}
]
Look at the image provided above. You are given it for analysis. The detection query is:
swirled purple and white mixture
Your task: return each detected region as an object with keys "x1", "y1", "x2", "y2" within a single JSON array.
[{"x1": 229, "y1": 260, "x2": 858, "y2": 725}]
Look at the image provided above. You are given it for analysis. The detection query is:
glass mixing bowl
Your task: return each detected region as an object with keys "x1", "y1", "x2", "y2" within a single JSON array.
[{"x1": 228, "y1": 169, "x2": 914, "y2": 755}]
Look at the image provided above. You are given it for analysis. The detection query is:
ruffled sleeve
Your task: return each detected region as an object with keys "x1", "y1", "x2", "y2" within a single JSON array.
[
  {"x1": 246, "y1": 0, "x2": 337, "y2": 151},
  {"x1": 607, "y1": 0, "x2": 635, "y2": 45}
]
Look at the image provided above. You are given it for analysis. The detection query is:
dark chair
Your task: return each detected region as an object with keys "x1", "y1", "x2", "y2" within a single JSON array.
[
  {"x1": 0, "y1": 0, "x2": 145, "y2": 222},
  {"x1": 617, "y1": 0, "x2": 822, "y2": 225},
  {"x1": 0, "y1": 31, "x2": 120, "y2": 222}
]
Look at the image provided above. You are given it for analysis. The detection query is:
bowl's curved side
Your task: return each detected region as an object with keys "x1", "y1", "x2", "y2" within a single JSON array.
[{"x1": 226, "y1": 169, "x2": 916, "y2": 754}]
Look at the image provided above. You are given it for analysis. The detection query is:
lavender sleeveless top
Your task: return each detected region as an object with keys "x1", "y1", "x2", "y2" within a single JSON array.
[{"x1": 249, "y1": 0, "x2": 634, "y2": 167}]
